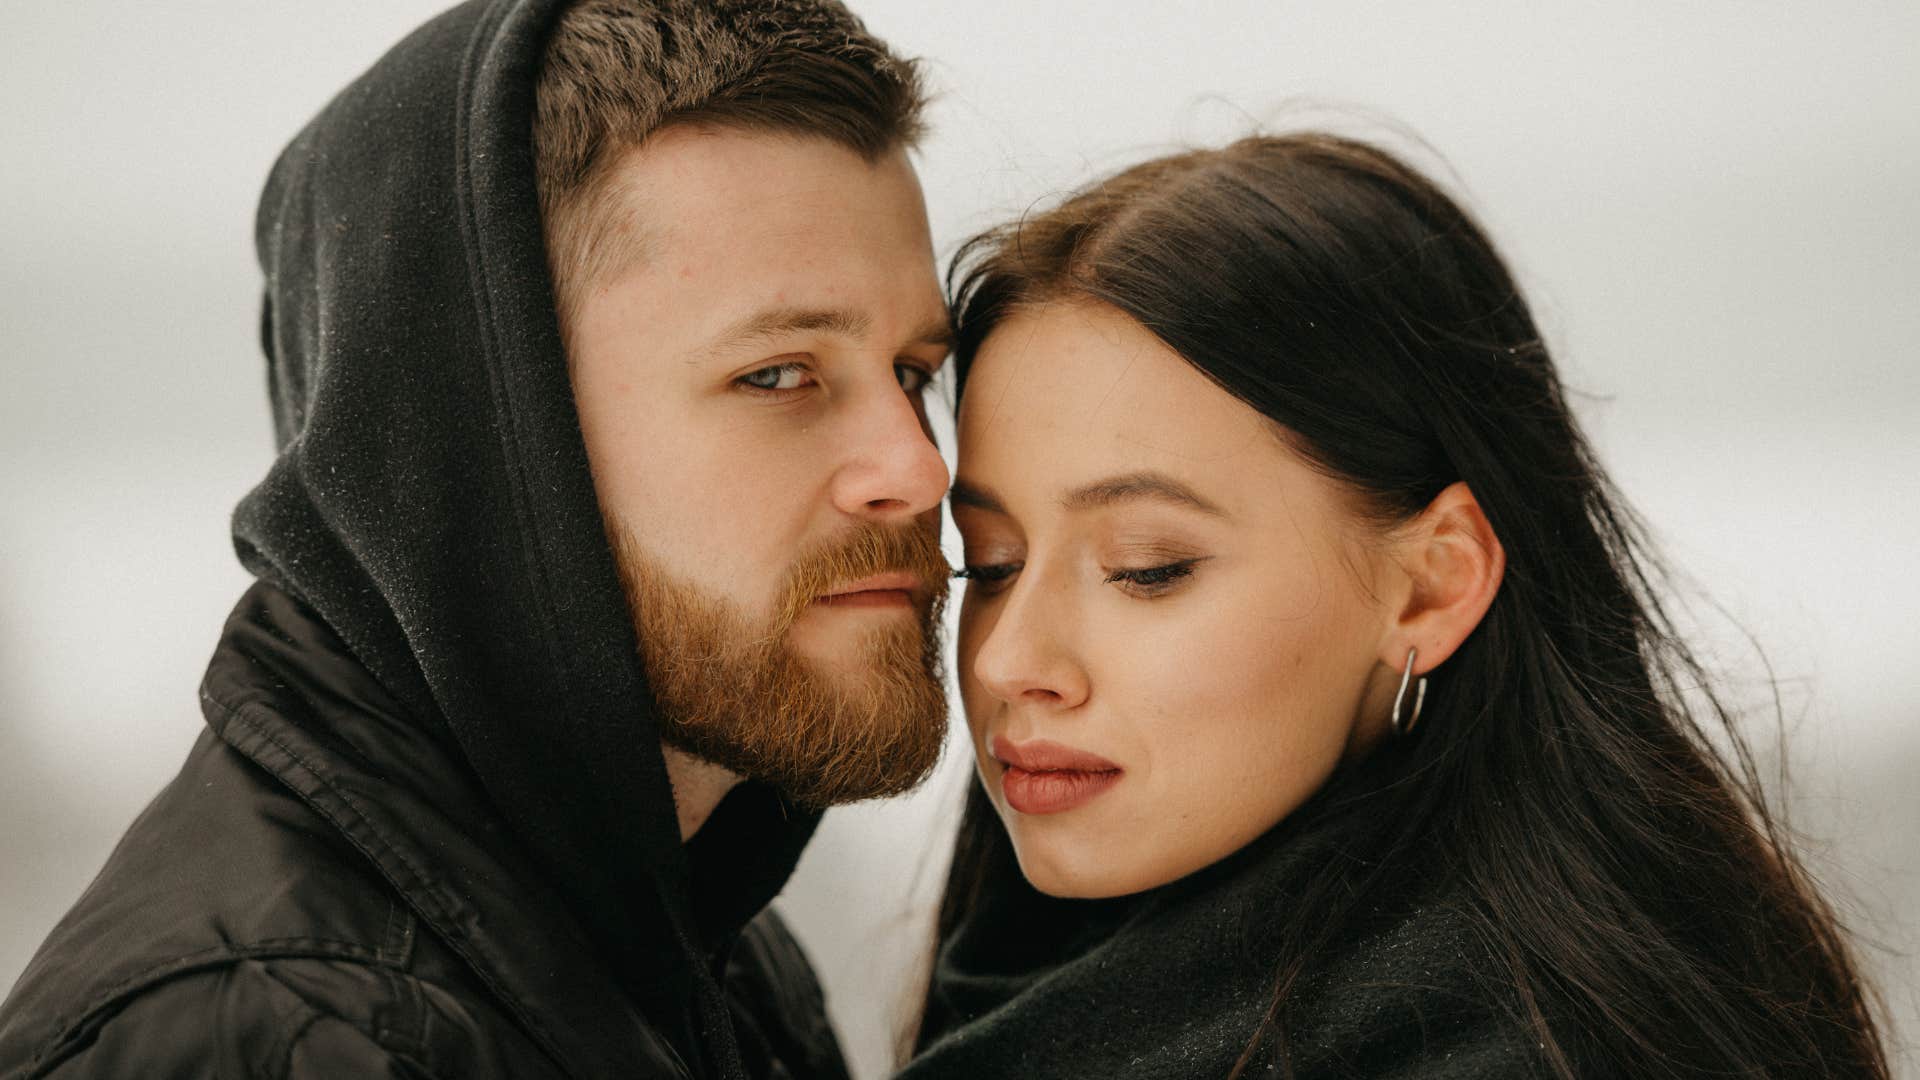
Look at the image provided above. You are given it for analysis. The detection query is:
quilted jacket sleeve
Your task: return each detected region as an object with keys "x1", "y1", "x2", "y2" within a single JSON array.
[{"x1": 23, "y1": 958, "x2": 565, "y2": 1080}]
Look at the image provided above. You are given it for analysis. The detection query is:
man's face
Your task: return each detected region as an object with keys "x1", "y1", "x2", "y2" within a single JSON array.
[{"x1": 567, "y1": 126, "x2": 952, "y2": 807}]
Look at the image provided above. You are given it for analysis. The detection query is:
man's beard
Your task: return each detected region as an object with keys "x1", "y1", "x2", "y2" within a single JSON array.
[{"x1": 608, "y1": 518, "x2": 950, "y2": 809}]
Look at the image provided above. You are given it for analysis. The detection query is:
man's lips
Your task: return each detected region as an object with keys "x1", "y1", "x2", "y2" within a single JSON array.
[
  {"x1": 990, "y1": 736, "x2": 1123, "y2": 815},
  {"x1": 814, "y1": 571, "x2": 924, "y2": 607}
]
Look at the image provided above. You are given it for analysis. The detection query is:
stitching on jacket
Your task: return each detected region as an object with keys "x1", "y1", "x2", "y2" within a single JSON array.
[
  {"x1": 379, "y1": 898, "x2": 417, "y2": 968},
  {"x1": 269, "y1": 1001, "x2": 326, "y2": 1080},
  {"x1": 284, "y1": 1018, "x2": 455, "y2": 1080},
  {"x1": 256, "y1": 960, "x2": 447, "y2": 1080},
  {"x1": 202, "y1": 472, "x2": 567, "y2": 1065},
  {"x1": 374, "y1": 964, "x2": 427, "y2": 1058},
  {"x1": 206, "y1": 693, "x2": 468, "y2": 929},
  {"x1": 15, "y1": 939, "x2": 381, "y2": 1078}
]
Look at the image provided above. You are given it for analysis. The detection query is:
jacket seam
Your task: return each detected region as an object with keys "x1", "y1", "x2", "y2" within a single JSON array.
[
  {"x1": 270, "y1": 1004, "x2": 326, "y2": 1080},
  {"x1": 11, "y1": 940, "x2": 388, "y2": 1079},
  {"x1": 375, "y1": 964, "x2": 431, "y2": 1062},
  {"x1": 202, "y1": 689, "x2": 569, "y2": 1071},
  {"x1": 205, "y1": 691, "x2": 473, "y2": 928},
  {"x1": 258, "y1": 963, "x2": 446, "y2": 1080},
  {"x1": 379, "y1": 897, "x2": 417, "y2": 968}
]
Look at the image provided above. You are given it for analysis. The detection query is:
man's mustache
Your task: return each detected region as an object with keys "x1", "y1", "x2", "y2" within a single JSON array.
[{"x1": 774, "y1": 521, "x2": 950, "y2": 629}]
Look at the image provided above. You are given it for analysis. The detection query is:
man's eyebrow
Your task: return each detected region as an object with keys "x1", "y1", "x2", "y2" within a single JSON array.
[
  {"x1": 1060, "y1": 471, "x2": 1229, "y2": 517},
  {"x1": 705, "y1": 305, "x2": 953, "y2": 358},
  {"x1": 713, "y1": 305, "x2": 871, "y2": 352},
  {"x1": 948, "y1": 471, "x2": 1228, "y2": 518}
]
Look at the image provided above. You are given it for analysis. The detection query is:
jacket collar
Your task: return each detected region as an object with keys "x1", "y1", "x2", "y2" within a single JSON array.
[{"x1": 200, "y1": 582, "x2": 701, "y2": 1078}]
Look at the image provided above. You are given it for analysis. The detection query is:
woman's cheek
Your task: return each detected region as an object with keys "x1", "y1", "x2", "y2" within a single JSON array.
[
  {"x1": 953, "y1": 600, "x2": 995, "y2": 721},
  {"x1": 1113, "y1": 589, "x2": 1337, "y2": 861}
]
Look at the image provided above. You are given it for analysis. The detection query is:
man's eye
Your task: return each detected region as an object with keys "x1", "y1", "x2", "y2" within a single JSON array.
[
  {"x1": 895, "y1": 363, "x2": 934, "y2": 394},
  {"x1": 738, "y1": 362, "x2": 813, "y2": 392}
]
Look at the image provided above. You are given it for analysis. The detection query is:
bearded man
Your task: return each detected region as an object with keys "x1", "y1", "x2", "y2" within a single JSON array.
[{"x1": 0, "y1": 2, "x2": 949, "y2": 1076}]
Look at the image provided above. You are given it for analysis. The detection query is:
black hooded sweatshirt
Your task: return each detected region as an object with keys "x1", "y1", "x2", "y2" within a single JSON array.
[{"x1": 0, "y1": 2, "x2": 846, "y2": 1077}]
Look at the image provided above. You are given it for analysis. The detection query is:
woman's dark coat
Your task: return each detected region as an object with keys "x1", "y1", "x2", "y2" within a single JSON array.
[
  {"x1": 0, "y1": 1, "x2": 846, "y2": 1076},
  {"x1": 908, "y1": 795, "x2": 1552, "y2": 1080}
]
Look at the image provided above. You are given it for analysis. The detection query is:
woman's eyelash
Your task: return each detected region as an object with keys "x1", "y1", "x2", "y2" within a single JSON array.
[
  {"x1": 1104, "y1": 559, "x2": 1200, "y2": 590},
  {"x1": 953, "y1": 559, "x2": 1204, "y2": 596}
]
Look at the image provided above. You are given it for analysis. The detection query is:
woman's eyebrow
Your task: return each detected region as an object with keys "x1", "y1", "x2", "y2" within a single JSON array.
[
  {"x1": 1060, "y1": 471, "x2": 1228, "y2": 517},
  {"x1": 948, "y1": 472, "x2": 1228, "y2": 518}
]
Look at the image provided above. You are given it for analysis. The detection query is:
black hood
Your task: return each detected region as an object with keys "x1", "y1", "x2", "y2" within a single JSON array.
[{"x1": 236, "y1": 0, "x2": 817, "y2": 1021}]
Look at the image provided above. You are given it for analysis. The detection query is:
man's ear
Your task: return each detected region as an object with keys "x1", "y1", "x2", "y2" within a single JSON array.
[{"x1": 1384, "y1": 481, "x2": 1505, "y2": 675}]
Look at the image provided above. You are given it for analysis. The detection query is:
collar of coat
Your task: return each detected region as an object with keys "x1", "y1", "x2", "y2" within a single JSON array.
[
  {"x1": 906, "y1": 788, "x2": 1544, "y2": 1079},
  {"x1": 196, "y1": 582, "x2": 695, "y2": 1076}
]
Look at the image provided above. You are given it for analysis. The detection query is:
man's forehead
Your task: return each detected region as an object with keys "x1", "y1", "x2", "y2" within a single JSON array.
[
  {"x1": 570, "y1": 129, "x2": 946, "y2": 357},
  {"x1": 605, "y1": 128, "x2": 921, "y2": 227}
]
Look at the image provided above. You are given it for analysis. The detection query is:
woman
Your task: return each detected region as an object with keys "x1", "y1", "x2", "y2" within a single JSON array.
[{"x1": 904, "y1": 134, "x2": 1888, "y2": 1078}]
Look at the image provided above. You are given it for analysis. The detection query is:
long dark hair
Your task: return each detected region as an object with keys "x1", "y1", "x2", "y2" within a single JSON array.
[{"x1": 927, "y1": 134, "x2": 1888, "y2": 1078}]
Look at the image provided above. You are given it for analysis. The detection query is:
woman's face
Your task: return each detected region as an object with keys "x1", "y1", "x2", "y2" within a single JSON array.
[{"x1": 953, "y1": 300, "x2": 1400, "y2": 899}]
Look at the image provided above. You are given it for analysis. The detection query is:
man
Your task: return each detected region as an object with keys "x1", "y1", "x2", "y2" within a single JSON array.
[{"x1": 0, "y1": 1, "x2": 949, "y2": 1076}]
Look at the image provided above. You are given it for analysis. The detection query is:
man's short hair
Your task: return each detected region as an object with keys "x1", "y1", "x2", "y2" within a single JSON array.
[{"x1": 534, "y1": 0, "x2": 927, "y2": 339}]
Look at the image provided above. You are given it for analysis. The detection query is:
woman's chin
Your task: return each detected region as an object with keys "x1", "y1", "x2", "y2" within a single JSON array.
[
  {"x1": 1007, "y1": 828, "x2": 1170, "y2": 900},
  {"x1": 1018, "y1": 858, "x2": 1135, "y2": 900}
]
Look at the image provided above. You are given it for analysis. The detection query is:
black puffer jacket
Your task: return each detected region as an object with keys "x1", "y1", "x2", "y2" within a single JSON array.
[
  {"x1": 0, "y1": 0, "x2": 851, "y2": 1075},
  {"x1": 0, "y1": 586, "x2": 845, "y2": 1079}
]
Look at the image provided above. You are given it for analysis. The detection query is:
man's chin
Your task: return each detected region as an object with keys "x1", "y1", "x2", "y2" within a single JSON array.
[
  {"x1": 610, "y1": 522, "x2": 950, "y2": 808},
  {"x1": 785, "y1": 606, "x2": 924, "y2": 673}
]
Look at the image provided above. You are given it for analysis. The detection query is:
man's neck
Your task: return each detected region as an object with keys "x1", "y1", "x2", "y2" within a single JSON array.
[{"x1": 660, "y1": 745, "x2": 743, "y2": 840}]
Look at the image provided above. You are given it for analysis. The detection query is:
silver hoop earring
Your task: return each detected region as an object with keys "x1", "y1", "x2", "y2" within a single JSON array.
[{"x1": 1391, "y1": 646, "x2": 1428, "y2": 735}]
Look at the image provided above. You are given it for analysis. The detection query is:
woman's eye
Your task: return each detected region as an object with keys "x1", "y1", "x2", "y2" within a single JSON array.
[
  {"x1": 895, "y1": 363, "x2": 934, "y2": 394},
  {"x1": 954, "y1": 562, "x2": 1021, "y2": 594},
  {"x1": 1103, "y1": 559, "x2": 1200, "y2": 597},
  {"x1": 738, "y1": 362, "x2": 813, "y2": 393}
]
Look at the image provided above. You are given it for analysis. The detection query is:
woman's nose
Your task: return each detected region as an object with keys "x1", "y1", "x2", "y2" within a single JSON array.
[{"x1": 966, "y1": 572, "x2": 1090, "y2": 710}]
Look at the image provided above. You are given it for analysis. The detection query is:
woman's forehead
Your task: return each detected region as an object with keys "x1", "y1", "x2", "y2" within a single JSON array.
[{"x1": 957, "y1": 301, "x2": 1274, "y2": 483}]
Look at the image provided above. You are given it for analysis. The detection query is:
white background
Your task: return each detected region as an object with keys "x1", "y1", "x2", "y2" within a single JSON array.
[{"x1": 2, "y1": 3, "x2": 1914, "y2": 1076}]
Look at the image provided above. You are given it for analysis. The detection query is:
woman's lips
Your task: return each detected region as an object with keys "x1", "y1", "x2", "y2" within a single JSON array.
[
  {"x1": 991, "y1": 736, "x2": 1123, "y2": 815},
  {"x1": 1001, "y1": 766, "x2": 1122, "y2": 815}
]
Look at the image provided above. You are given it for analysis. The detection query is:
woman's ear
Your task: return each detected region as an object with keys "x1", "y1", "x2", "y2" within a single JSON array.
[{"x1": 1385, "y1": 481, "x2": 1504, "y2": 675}]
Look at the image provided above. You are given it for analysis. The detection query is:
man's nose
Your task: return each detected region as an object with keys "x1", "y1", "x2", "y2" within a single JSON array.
[{"x1": 829, "y1": 378, "x2": 949, "y2": 522}]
